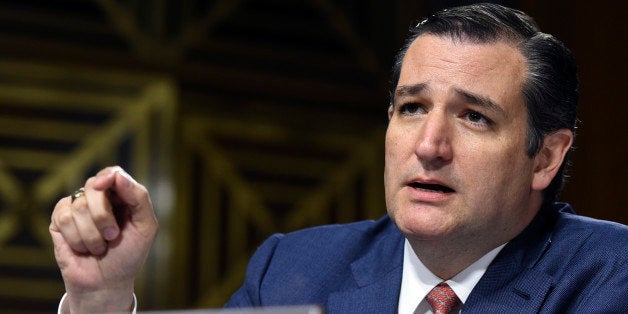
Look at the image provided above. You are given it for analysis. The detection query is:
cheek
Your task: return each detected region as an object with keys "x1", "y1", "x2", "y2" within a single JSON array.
[
  {"x1": 384, "y1": 127, "x2": 407, "y2": 166},
  {"x1": 384, "y1": 126, "x2": 414, "y2": 192},
  {"x1": 457, "y1": 138, "x2": 529, "y2": 187},
  {"x1": 384, "y1": 130, "x2": 396, "y2": 176}
]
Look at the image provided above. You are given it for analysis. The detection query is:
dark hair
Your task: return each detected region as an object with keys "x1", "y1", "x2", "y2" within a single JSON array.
[{"x1": 390, "y1": 3, "x2": 578, "y2": 206}]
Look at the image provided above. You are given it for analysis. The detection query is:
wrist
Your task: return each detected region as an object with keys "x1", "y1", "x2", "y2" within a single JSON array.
[{"x1": 65, "y1": 284, "x2": 135, "y2": 313}]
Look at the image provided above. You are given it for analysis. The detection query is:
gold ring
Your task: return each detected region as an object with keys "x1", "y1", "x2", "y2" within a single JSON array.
[{"x1": 71, "y1": 188, "x2": 85, "y2": 203}]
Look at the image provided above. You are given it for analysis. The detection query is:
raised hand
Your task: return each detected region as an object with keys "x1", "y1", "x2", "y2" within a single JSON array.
[{"x1": 50, "y1": 166, "x2": 158, "y2": 313}]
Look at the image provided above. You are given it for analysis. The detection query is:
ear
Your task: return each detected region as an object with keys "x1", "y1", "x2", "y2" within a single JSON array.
[
  {"x1": 531, "y1": 129, "x2": 574, "y2": 191},
  {"x1": 388, "y1": 104, "x2": 394, "y2": 120}
]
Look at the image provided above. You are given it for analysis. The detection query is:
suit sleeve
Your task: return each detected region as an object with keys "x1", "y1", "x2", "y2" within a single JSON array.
[{"x1": 224, "y1": 233, "x2": 285, "y2": 307}]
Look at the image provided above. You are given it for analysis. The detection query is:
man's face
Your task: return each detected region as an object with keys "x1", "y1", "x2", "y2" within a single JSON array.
[{"x1": 385, "y1": 34, "x2": 542, "y2": 246}]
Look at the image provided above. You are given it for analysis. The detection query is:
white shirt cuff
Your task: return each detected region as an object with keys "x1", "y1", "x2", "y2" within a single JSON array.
[{"x1": 58, "y1": 292, "x2": 137, "y2": 314}]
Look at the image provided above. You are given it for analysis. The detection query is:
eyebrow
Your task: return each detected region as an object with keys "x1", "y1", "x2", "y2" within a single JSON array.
[
  {"x1": 453, "y1": 87, "x2": 507, "y2": 119},
  {"x1": 395, "y1": 83, "x2": 428, "y2": 98}
]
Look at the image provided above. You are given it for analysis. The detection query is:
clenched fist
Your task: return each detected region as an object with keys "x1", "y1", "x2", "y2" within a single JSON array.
[{"x1": 50, "y1": 166, "x2": 158, "y2": 313}]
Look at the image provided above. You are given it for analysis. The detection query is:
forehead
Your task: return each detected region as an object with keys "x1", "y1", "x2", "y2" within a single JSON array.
[{"x1": 398, "y1": 34, "x2": 527, "y2": 110}]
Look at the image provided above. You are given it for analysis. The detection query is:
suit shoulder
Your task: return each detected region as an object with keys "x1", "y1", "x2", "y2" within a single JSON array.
[
  {"x1": 233, "y1": 215, "x2": 402, "y2": 306},
  {"x1": 274, "y1": 215, "x2": 398, "y2": 256},
  {"x1": 536, "y1": 208, "x2": 628, "y2": 312},
  {"x1": 284, "y1": 216, "x2": 393, "y2": 239},
  {"x1": 554, "y1": 210, "x2": 628, "y2": 254}
]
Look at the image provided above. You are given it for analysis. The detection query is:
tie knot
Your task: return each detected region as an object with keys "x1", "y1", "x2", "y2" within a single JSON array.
[{"x1": 426, "y1": 282, "x2": 461, "y2": 314}]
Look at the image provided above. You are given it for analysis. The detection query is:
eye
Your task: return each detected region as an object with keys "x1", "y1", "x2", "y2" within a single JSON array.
[
  {"x1": 399, "y1": 103, "x2": 424, "y2": 115},
  {"x1": 463, "y1": 110, "x2": 493, "y2": 126}
]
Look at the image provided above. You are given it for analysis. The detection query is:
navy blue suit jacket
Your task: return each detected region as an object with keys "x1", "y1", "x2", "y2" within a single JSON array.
[{"x1": 226, "y1": 203, "x2": 628, "y2": 313}]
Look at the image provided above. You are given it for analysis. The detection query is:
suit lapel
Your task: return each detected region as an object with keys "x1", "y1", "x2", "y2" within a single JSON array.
[
  {"x1": 326, "y1": 222, "x2": 405, "y2": 314},
  {"x1": 464, "y1": 207, "x2": 558, "y2": 313},
  {"x1": 464, "y1": 260, "x2": 555, "y2": 313},
  {"x1": 326, "y1": 268, "x2": 402, "y2": 313}
]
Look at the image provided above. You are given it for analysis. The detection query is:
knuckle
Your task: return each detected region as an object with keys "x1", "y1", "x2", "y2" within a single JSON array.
[
  {"x1": 56, "y1": 210, "x2": 74, "y2": 227},
  {"x1": 51, "y1": 198, "x2": 68, "y2": 219}
]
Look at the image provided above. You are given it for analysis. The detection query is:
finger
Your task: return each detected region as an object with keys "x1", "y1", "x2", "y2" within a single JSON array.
[
  {"x1": 89, "y1": 166, "x2": 157, "y2": 236},
  {"x1": 91, "y1": 166, "x2": 134, "y2": 192},
  {"x1": 91, "y1": 167, "x2": 118, "y2": 192},
  {"x1": 84, "y1": 178, "x2": 120, "y2": 241},
  {"x1": 95, "y1": 165, "x2": 123, "y2": 177},
  {"x1": 50, "y1": 197, "x2": 89, "y2": 254},
  {"x1": 94, "y1": 167, "x2": 144, "y2": 209},
  {"x1": 71, "y1": 190, "x2": 107, "y2": 255}
]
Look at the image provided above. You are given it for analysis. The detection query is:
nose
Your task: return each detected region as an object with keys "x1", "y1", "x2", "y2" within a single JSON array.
[{"x1": 415, "y1": 110, "x2": 453, "y2": 167}]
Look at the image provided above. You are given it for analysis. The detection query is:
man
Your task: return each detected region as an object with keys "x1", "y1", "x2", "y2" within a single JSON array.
[{"x1": 50, "y1": 3, "x2": 627, "y2": 313}]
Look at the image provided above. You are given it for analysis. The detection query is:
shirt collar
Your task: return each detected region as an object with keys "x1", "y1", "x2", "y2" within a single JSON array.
[{"x1": 398, "y1": 239, "x2": 506, "y2": 313}]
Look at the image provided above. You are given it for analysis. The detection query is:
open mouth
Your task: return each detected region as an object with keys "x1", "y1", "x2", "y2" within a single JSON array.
[{"x1": 409, "y1": 182, "x2": 455, "y2": 193}]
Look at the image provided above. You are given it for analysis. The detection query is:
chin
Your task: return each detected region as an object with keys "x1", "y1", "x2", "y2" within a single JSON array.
[{"x1": 390, "y1": 207, "x2": 455, "y2": 239}]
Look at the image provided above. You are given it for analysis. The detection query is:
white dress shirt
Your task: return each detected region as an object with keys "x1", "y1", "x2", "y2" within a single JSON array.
[{"x1": 398, "y1": 239, "x2": 506, "y2": 314}]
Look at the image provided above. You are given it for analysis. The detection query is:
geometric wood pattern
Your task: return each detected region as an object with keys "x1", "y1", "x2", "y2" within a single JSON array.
[{"x1": 172, "y1": 116, "x2": 385, "y2": 308}]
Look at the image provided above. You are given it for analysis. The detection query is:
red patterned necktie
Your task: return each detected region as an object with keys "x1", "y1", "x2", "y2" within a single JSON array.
[{"x1": 426, "y1": 282, "x2": 461, "y2": 314}]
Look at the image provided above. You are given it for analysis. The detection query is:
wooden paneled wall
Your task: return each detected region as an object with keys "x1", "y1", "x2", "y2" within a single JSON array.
[
  {"x1": 522, "y1": 0, "x2": 627, "y2": 223},
  {"x1": 0, "y1": 0, "x2": 624, "y2": 312},
  {"x1": 0, "y1": 60, "x2": 176, "y2": 312}
]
